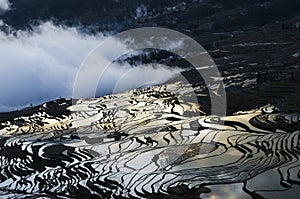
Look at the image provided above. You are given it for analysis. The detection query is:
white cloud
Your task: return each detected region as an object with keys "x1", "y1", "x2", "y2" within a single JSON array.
[
  {"x1": 0, "y1": 22, "x2": 104, "y2": 112},
  {"x1": 0, "y1": 0, "x2": 10, "y2": 11},
  {"x1": 135, "y1": 4, "x2": 148, "y2": 21},
  {"x1": 0, "y1": 22, "x2": 182, "y2": 112}
]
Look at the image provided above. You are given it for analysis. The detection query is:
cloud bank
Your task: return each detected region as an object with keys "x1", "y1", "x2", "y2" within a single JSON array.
[{"x1": 0, "y1": 22, "x2": 183, "y2": 112}]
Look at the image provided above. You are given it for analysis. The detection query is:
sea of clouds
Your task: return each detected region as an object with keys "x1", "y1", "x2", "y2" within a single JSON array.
[{"x1": 0, "y1": 21, "x2": 183, "y2": 112}]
